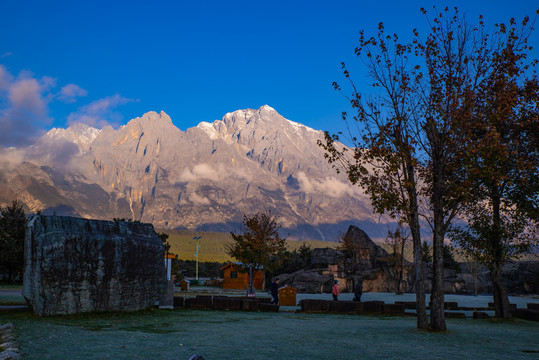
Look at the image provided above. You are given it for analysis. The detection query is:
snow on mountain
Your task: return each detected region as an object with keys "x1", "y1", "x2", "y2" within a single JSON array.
[
  {"x1": 0, "y1": 105, "x2": 390, "y2": 241},
  {"x1": 44, "y1": 123, "x2": 101, "y2": 153}
]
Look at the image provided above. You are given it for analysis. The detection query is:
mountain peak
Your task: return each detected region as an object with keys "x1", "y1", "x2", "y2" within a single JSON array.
[
  {"x1": 260, "y1": 104, "x2": 276, "y2": 112},
  {"x1": 122, "y1": 110, "x2": 174, "y2": 132},
  {"x1": 43, "y1": 123, "x2": 101, "y2": 152},
  {"x1": 141, "y1": 110, "x2": 172, "y2": 124}
]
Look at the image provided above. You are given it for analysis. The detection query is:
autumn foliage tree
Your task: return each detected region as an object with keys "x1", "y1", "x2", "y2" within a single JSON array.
[
  {"x1": 319, "y1": 18, "x2": 429, "y2": 329},
  {"x1": 227, "y1": 211, "x2": 286, "y2": 295},
  {"x1": 320, "y1": 6, "x2": 537, "y2": 330},
  {"x1": 450, "y1": 13, "x2": 539, "y2": 318}
]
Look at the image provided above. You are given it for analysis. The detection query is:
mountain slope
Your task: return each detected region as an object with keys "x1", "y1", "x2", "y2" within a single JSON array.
[{"x1": 0, "y1": 106, "x2": 391, "y2": 240}]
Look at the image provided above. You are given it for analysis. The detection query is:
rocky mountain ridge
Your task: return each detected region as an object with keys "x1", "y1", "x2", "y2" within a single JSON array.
[{"x1": 0, "y1": 105, "x2": 390, "y2": 241}]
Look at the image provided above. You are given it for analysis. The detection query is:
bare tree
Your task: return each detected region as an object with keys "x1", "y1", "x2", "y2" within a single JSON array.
[
  {"x1": 319, "y1": 20, "x2": 429, "y2": 329},
  {"x1": 385, "y1": 224, "x2": 409, "y2": 295}
]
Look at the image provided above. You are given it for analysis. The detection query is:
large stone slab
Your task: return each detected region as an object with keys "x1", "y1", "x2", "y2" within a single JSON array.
[{"x1": 23, "y1": 215, "x2": 166, "y2": 316}]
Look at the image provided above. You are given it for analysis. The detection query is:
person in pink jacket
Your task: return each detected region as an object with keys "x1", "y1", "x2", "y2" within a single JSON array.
[{"x1": 332, "y1": 279, "x2": 340, "y2": 301}]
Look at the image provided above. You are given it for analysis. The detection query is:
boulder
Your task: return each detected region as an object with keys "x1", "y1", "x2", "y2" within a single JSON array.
[
  {"x1": 281, "y1": 224, "x2": 538, "y2": 296},
  {"x1": 311, "y1": 248, "x2": 342, "y2": 268},
  {"x1": 300, "y1": 299, "x2": 331, "y2": 312},
  {"x1": 278, "y1": 269, "x2": 333, "y2": 293},
  {"x1": 23, "y1": 215, "x2": 165, "y2": 316},
  {"x1": 213, "y1": 296, "x2": 242, "y2": 310},
  {"x1": 329, "y1": 300, "x2": 363, "y2": 313},
  {"x1": 473, "y1": 311, "x2": 489, "y2": 319},
  {"x1": 241, "y1": 298, "x2": 260, "y2": 311},
  {"x1": 342, "y1": 226, "x2": 389, "y2": 269}
]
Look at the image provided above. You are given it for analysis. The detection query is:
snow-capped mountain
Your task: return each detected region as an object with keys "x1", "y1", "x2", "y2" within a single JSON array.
[{"x1": 0, "y1": 105, "x2": 390, "y2": 241}]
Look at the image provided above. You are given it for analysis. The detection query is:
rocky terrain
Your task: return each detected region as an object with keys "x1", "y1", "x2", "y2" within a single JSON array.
[
  {"x1": 278, "y1": 225, "x2": 539, "y2": 295},
  {"x1": 0, "y1": 105, "x2": 390, "y2": 241}
]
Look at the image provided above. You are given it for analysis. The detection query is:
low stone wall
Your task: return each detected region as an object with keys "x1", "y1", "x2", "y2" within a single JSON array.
[
  {"x1": 511, "y1": 304, "x2": 539, "y2": 322},
  {"x1": 172, "y1": 294, "x2": 539, "y2": 321},
  {"x1": 299, "y1": 299, "x2": 405, "y2": 315},
  {"x1": 175, "y1": 295, "x2": 278, "y2": 312},
  {"x1": 23, "y1": 215, "x2": 166, "y2": 316}
]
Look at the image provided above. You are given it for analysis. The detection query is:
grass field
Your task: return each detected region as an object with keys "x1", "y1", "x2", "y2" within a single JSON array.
[
  {"x1": 158, "y1": 229, "x2": 539, "y2": 263},
  {"x1": 1, "y1": 287, "x2": 538, "y2": 359},
  {"x1": 160, "y1": 229, "x2": 337, "y2": 262},
  {"x1": 1, "y1": 307, "x2": 538, "y2": 360}
]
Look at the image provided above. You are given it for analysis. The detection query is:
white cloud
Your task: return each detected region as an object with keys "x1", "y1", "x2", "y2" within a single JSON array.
[
  {"x1": 0, "y1": 147, "x2": 26, "y2": 170},
  {"x1": 296, "y1": 171, "x2": 359, "y2": 198},
  {"x1": 234, "y1": 166, "x2": 253, "y2": 182},
  {"x1": 177, "y1": 163, "x2": 254, "y2": 185},
  {"x1": 67, "y1": 94, "x2": 135, "y2": 128},
  {"x1": 9, "y1": 78, "x2": 49, "y2": 113},
  {"x1": 0, "y1": 65, "x2": 12, "y2": 90},
  {"x1": 190, "y1": 191, "x2": 211, "y2": 205},
  {"x1": 0, "y1": 66, "x2": 54, "y2": 146},
  {"x1": 178, "y1": 163, "x2": 223, "y2": 183},
  {"x1": 59, "y1": 84, "x2": 87, "y2": 102}
]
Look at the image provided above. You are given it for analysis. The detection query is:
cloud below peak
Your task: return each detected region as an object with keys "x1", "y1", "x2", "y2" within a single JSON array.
[
  {"x1": 296, "y1": 171, "x2": 360, "y2": 198},
  {"x1": 178, "y1": 163, "x2": 222, "y2": 183}
]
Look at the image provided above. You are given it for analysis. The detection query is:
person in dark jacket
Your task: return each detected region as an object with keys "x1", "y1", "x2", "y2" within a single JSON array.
[
  {"x1": 353, "y1": 278, "x2": 363, "y2": 302},
  {"x1": 271, "y1": 278, "x2": 280, "y2": 304}
]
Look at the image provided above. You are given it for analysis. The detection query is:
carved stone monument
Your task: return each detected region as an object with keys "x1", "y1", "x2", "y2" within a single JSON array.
[{"x1": 23, "y1": 215, "x2": 166, "y2": 316}]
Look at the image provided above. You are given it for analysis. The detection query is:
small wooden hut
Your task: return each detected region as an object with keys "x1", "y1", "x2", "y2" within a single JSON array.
[{"x1": 220, "y1": 263, "x2": 264, "y2": 290}]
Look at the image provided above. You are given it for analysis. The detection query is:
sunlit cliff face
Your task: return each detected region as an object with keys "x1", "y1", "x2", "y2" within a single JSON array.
[{"x1": 0, "y1": 106, "x2": 390, "y2": 241}]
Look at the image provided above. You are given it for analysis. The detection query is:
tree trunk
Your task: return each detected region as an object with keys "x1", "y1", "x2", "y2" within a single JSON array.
[
  {"x1": 246, "y1": 266, "x2": 255, "y2": 297},
  {"x1": 406, "y1": 162, "x2": 427, "y2": 329},
  {"x1": 427, "y1": 121, "x2": 447, "y2": 332},
  {"x1": 430, "y1": 223, "x2": 446, "y2": 331},
  {"x1": 396, "y1": 262, "x2": 403, "y2": 295},
  {"x1": 397, "y1": 241, "x2": 405, "y2": 295},
  {"x1": 488, "y1": 190, "x2": 510, "y2": 318},
  {"x1": 491, "y1": 266, "x2": 511, "y2": 318},
  {"x1": 430, "y1": 180, "x2": 447, "y2": 331}
]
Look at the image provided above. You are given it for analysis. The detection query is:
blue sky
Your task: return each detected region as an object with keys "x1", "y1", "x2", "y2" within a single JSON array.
[{"x1": 0, "y1": 0, "x2": 537, "y2": 147}]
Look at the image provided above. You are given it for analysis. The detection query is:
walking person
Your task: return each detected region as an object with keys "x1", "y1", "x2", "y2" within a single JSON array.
[
  {"x1": 271, "y1": 278, "x2": 280, "y2": 305},
  {"x1": 353, "y1": 278, "x2": 363, "y2": 302},
  {"x1": 332, "y1": 279, "x2": 340, "y2": 301}
]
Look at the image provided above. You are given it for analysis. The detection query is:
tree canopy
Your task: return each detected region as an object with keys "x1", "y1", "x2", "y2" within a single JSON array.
[
  {"x1": 227, "y1": 211, "x2": 286, "y2": 271},
  {"x1": 320, "y1": 6, "x2": 538, "y2": 328},
  {"x1": 0, "y1": 200, "x2": 26, "y2": 283}
]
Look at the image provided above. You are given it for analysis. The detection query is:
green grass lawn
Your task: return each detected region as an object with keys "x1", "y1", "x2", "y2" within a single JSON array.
[
  {"x1": 1, "y1": 308, "x2": 538, "y2": 360},
  {"x1": 160, "y1": 229, "x2": 336, "y2": 262}
]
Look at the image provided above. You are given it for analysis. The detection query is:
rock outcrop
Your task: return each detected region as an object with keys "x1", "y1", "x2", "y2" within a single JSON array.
[
  {"x1": 279, "y1": 226, "x2": 408, "y2": 293},
  {"x1": 23, "y1": 215, "x2": 166, "y2": 316},
  {"x1": 279, "y1": 225, "x2": 538, "y2": 295}
]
